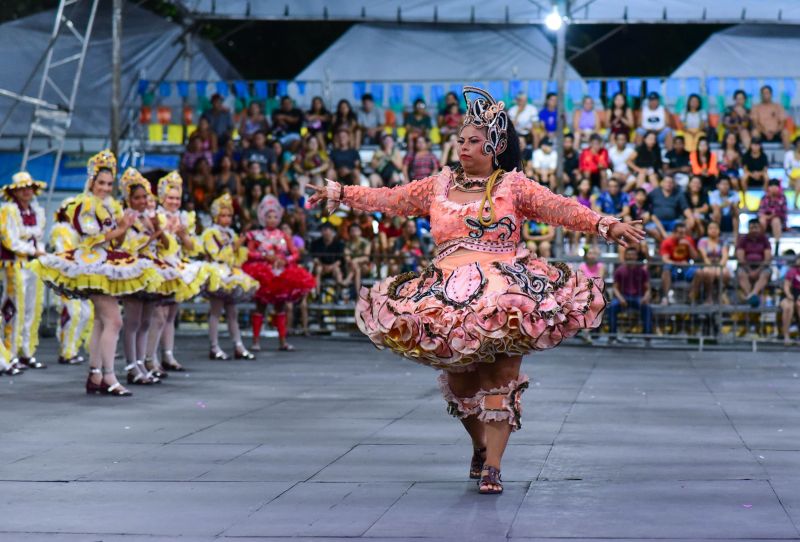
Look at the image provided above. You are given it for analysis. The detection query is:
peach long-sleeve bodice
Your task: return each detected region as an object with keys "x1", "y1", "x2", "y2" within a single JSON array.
[{"x1": 330, "y1": 167, "x2": 615, "y2": 261}]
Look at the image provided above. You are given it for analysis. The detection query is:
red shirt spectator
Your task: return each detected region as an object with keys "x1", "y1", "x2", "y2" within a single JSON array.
[
  {"x1": 736, "y1": 232, "x2": 771, "y2": 263},
  {"x1": 758, "y1": 181, "x2": 788, "y2": 226},
  {"x1": 579, "y1": 146, "x2": 610, "y2": 175},
  {"x1": 660, "y1": 234, "x2": 696, "y2": 263}
]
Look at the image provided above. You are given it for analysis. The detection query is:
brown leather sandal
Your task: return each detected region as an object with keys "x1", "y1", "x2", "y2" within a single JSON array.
[
  {"x1": 478, "y1": 465, "x2": 503, "y2": 495},
  {"x1": 469, "y1": 447, "x2": 487, "y2": 479}
]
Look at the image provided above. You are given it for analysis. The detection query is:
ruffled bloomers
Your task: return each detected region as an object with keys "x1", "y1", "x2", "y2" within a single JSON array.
[
  {"x1": 355, "y1": 250, "x2": 606, "y2": 372},
  {"x1": 203, "y1": 263, "x2": 258, "y2": 304},
  {"x1": 242, "y1": 261, "x2": 316, "y2": 305}
]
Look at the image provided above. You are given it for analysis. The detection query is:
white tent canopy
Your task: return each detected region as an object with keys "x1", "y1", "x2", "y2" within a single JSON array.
[
  {"x1": 174, "y1": 0, "x2": 800, "y2": 24},
  {"x1": 0, "y1": 1, "x2": 238, "y2": 138},
  {"x1": 294, "y1": 23, "x2": 582, "y2": 106}
]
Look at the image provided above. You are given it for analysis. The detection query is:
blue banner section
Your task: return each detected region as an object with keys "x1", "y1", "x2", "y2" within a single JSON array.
[
  {"x1": 509, "y1": 80, "x2": 523, "y2": 98},
  {"x1": 430, "y1": 84, "x2": 444, "y2": 106},
  {"x1": 567, "y1": 80, "x2": 583, "y2": 102},
  {"x1": 276, "y1": 80, "x2": 288, "y2": 97},
  {"x1": 176, "y1": 81, "x2": 189, "y2": 98},
  {"x1": 389, "y1": 84, "x2": 404, "y2": 105},
  {"x1": 196, "y1": 81, "x2": 208, "y2": 97},
  {"x1": 665, "y1": 78, "x2": 681, "y2": 99},
  {"x1": 785, "y1": 78, "x2": 796, "y2": 98},
  {"x1": 254, "y1": 81, "x2": 268, "y2": 99},
  {"x1": 409, "y1": 84, "x2": 424, "y2": 102},
  {"x1": 685, "y1": 77, "x2": 701, "y2": 95},
  {"x1": 352, "y1": 81, "x2": 366, "y2": 101},
  {"x1": 234, "y1": 80, "x2": 249, "y2": 99},
  {"x1": 369, "y1": 82, "x2": 384, "y2": 104},
  {"x1": 646, "y1": 78, "x2": 662, "y2": 94},
  {"x1": 488, "y1": 80, "x2": 505, "y2": 100},
  {"x1": 158, "y1": 81, "x2": 171, "y2": 97},
  {"x1": 587, "y1": 80, "x2": 601, "y2": 101},
  {"x1": 606, "y1": 80, "x2": 620, "y2": 97},
  {"x1": 706, "y1": 77, "x2": 719, "y2": 96},
  {"x1": 215, "y1": 81, "x2": 229, "y2": 97},
  {"x1": 138, "y1": 79, "x2": 149, "y2": 95},
  {"x1": 626, "y1": 78, "x2": 641, "y2": 96},
  {"x1": 527, "y1": 80, "x2": 543, "y2": 102}
]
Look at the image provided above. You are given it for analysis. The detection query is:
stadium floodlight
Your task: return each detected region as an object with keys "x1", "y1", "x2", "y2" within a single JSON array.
[{"x1": 544, "y1": 6, "x2": 563, "y2": 31}]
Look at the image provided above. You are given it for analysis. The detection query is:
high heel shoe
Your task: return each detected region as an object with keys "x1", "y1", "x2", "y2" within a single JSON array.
[
  {"x1": 104, "y1": 382, "x2": 133, "y2": 397},
  {"x1": 469, "y1": 447, "x2": 487, "y2": 480},
  {"x1": 19, "y1": 356, "x2": 46, "y2": 369},
  {"x1": 209, "y1": 347, "x2": 229, "y2": 360},
  {"x1": 125, "y1": 363, "x2": 158, "y2": 385},
  {"x1": 143, "y1": 359, "x2": 167, "y2": 380},
  {"x1": 86, "y1": 368, "x2": 105, "y2": 395},
  {"x1": 162, "y1": 351, "x2": 185, "y2": 371},
  {"x1": 234, "y1": 345, "x2": 255, "y2": 360}
]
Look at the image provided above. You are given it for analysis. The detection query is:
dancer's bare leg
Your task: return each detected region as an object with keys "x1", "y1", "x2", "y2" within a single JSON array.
[
  {"x1": 447, "y1": 370, "x2": 485, "y2": 450},
  {"x1": 91, "y1": 295, "x2": 125, "y2": 389}
]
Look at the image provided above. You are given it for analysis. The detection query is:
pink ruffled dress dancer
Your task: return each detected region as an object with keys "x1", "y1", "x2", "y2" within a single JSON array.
[
  {"x1": 310, "y1": 87, "x2": 644, "y2": 495},
  {"x1": 242, "y1": 195, "x2": 316, "y2": 351}
]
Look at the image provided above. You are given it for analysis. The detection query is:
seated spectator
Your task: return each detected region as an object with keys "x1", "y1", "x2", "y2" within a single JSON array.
[
  {"x1": 680, "y1": 94, "x2": 708, "y2": 152},
  {"x1": 214, "y1": 155, "x2": 242, "y2": 201},
  {"x1": 646, "y1": 176, "x2": 691, "y2": 243},
  {"x1": 690, "y1": 137, "x2": 719, "y2": 192},
  {"x1": 437, "y1": 92, "x2": 462, "y2": 126},
  {"x1": 609, "y1": 246, "x2": 653, "y2": 338},
  {"x1": 520, "y1": 136, "x2": 533, "y2": 178},
  {"x1": 508, "y1": 92, "x2": 538, "y2": 146},
  {"x1": 709, "y1": 177, "x2": 740, "y2": 237},
  {"x1": 595, "y1": 178, "x2": 630, "y2": 220},
  {"x1": 722, "y1": 89, "x2": 752, "y2": 150},
  {"x1": 339, "y1": 210, "x2": 375, "y2": 242},
  {"x1": 440, "y1": 103, "x2": 464, "y2": 140},
  {"x1": 343, "y1": 222, "x2": 373, "y2": 294},
  {"x1": 663, "y1": 135, "x2": 692, "y2": 189},
  {"x1": 571, "y1": 178, "x2": 596, "y2": 252},
  {"x1": 573, "y1": 96, "x2": 602, "y2": 148},
  {"x1": 697, "y1": 221, "x2": 732, "y2": 305},
  {"x1": 579, "y1": 246, "x2": 605, "y2": 280},
  {"x1": 606, "y1": 92, "x2": 634, "y2": 140},
  {"x1": 310, "y1": 222, "x2": 346, "y2": 297},
  {"x1": 687, "y1": 176, "x2": 710, "y2": 240},
  {"x1": 214, "y1": 138, "x2": 243, "y2": 172},
  {"x1": 718, "y1": 132, "x2": 743, "y2": 187},
  {"x1": 392, "y1": 219, "x2": 428, "y2": 274},
  {"x1": 239, "y1": 102, "x2": 269, "y2": 142},
  {"x1": 404, "y1": 98, "x2": 433, "y2": 144},
  {"x1": 333, "y1": 99, "x2": 360, "y2": 146},
  {"x1": 627, "y1": 131, "x2": 662, "y2": 191},
  {"x1": 561, "y1": 133, "x2": 580, "y2": 192},
  {"x1": 371, "y1": 133, "x2": 404, "y2": 187},
  {"x1": 243, "y1": 161, "x2": 273, "y2": 204},
  {"x1": 328, "y1": 130, "x2": 362, "y2": 185},
  {"x1": 201, "y1": 93, "x2": 233, "y2": 145},
  {"x1": 608, "y1": 132, "x2": 634, "y2": 188},
  {"x1": 783, "y1": 136, "x2": 800, "y2": 209},
  {"x1": 306, "y1": 96, "x2": 331, "y2": 148},
  {"x1": 659, "y1": 221, "x2": 699, "y2": 305},
  {"x1": 532, "y1": 137, "x2": 558, "y2": 190},
  {"x1": 521, "y1": 220, "x2": 554, "y2": 258},
  {"x1": 636, "y1": 92, "x2": 673, "y2": 150},
  {"x1": 441, "y1": 133, "x2": 461, "y2": 172},
  {"x1": 242, "y1": 182, "x2": 264, "y2": 230},
  {"x1": 189, "y1": 158, "x2": 214, "y2": 214},
  {"x1": 538, "y1": 92, "x2": 559, "y2": 140},
  {"x1": 191, "y1": 116, "x2": 219, "y2": 156},
  {"x1": 750, "y1": 85, "x2": 790, "y2": 149},
  {"x1": 626, "y1": 187, "x2": 652, "y2": 225},
  {"x1": 357, "y1": 93, "x2": 383, "y2": 145},
  {"x1": 780, "y1": 255, "x2": 800, "y2": 345},
  {"x1": 758, "y1": 178, "x2": 788, "y2": 252},
  {"x1": 243, "y1": 131, "x2": 278, "y2": 183},
  {"x1": 271, "y1": 96, "x2": 304, "y2": 146},
  {"x1": 298, "y1": 135, "x2": 330, "y2": 187},
  {"x1": 742, "y1": 138, "x2": 769, "y2": 196},
  {"x1": 579, "y1": 134, "x2": 610, "y2": 190},
  {"x1": 403, "y1": 136, "x2": 440, "y2": 182},
  {"x1": 181, "y1": 135, "x2": 213, "y2": 176},
  {"x1": 278, "y1": 180, "x2": 306, "y2": 213},
  {"x1": 377, "y1": 215, "x2": 403, "y2": 263},
  {"x1": 736, "y1": 218, "x2": 773, "y2": 306}
]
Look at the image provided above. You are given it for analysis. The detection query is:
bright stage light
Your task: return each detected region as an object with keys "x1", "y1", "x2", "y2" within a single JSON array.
[{"x1": 544, "y1": 6, "x2": 563, "y2": 31}]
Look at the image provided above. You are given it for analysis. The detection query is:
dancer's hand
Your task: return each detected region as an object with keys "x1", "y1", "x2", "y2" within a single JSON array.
[
  {"x1": 608, "y1": 220, "x2": 645, "y2": 248},
  {"x1": 306, "y1": 183, "x2": 329, "y2": 208}
]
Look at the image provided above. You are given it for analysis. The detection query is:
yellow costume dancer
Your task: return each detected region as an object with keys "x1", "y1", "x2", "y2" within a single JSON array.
[
  {"x1": 0, "y1": 172, "x2": 47, "y2": 370},
  {"x1": 202, "y1": 194, "x2": 257, "y2": 360},
  {"x1": 145, "y1": 171, "x2": 209, "y2": 373},
  {"x1": 50, "y1": 197, "x2": 93, "y2": 365}
]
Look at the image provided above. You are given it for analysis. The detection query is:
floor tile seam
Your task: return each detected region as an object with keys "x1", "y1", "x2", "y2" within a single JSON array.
[
  {"x1": 215, "y1": 481, "x2": 302, "y2": 538},
  {"x1": 189, "y1": 443, "x2": 265, "y2": 482},
  {"x1": 359, "y1": 481, "x2": 416, "y2": 538},
  {"x1": 767, "y1": 478, "x2": 800, "y2": 537}
]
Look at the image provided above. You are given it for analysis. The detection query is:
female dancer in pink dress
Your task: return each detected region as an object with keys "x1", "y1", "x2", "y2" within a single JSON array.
[
  {"x1": 243, "y1": 195, "x2": 316, "y2": 351},
  {"x1": 310, "y1": 87, "x2": 644, "y2": 494}
]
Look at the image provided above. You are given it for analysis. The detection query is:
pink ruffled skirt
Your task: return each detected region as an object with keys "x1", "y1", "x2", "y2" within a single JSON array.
[{"x1": 355, "y1": 250, "x2": 606, "y2": 372}]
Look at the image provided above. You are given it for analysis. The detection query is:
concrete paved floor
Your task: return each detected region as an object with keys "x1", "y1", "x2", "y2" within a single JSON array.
[{"x1": 1, "y1": 336, "x2": 799, "y2": 541}]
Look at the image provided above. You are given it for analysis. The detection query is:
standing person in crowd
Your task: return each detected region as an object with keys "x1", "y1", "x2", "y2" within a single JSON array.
[
  {"x1": 332, "y1": 99, "x2": 360, "y2": 145},
  {"x1": 306, "y1": 96, "x2": 331, "y2": 148},
  {"x1": 606, "y1": 92, "x2": 634, "y2": 138},
  {"x1": 214, "y1": 155, "x2": 242, "y2": 201},
  {"x1": 608, "y1": 246, "x2": 652, "y2": 340},
  {"x1": 758, "y1": 178, "x2": 788, "y2": 253},
  {"x1": 239, "y1": 101, "x2": 269, "y2": 142},
  {"x1": 329, "y1": 130, "x2": 362, "y2": 185},
  {"x1": 244, "y1": 131, "x2": 278, "y2": 188},
  {"x1": 202, "y1": 94, "x2": 234, "y2": 145},
  {"x1": 680, "y1": 94, "x2": 708, "y2": 152},
  {"x1": 272, "y1": 96, "x2": 304, "y2": 146},
  {"x1": 0, "y1": 172, "x2": 47, "y2": 371},
  {"x1": 357, "y1": 93, "x2": 383, "y2": 145},
  {"x1": 538, "y1": 92, "x2": 559, "y2": 141},
  {"x1": 718, "y1": 132, "x2": 743, "y2": 187},
  {"x1": 736, "y1": 218, "x2": 772, "y2": 306},
  {"x1": 690, "y1": 137, "x2": 719, "y2": 192},
  {"x1": 572, "y1": 96, "x2": 601, "y2": 148},
  {"x1": 310, "y1": 222, "x2": 346, "y2": 297},
  {"x1": 440, "y1": 103, "x2": 465, "y2": 140},
  {"x1": 780, "y1": 255, "x2": 800, "y2": 345},
  {"x1": 645, "y1": 176, "x2": 691, "y2": 243},
  {"x1": 403, "y1": 136, "x2": 441, "y2": 182},
  {"x1": 659, "y1": 221, "x2": 699, "y2": 305},
  {"x1": 595, "y1": 178, "x2": 630, "y2": 221},
  {"x1": 722, "y1": 89, "x2": 751, "y2": 150},
  {"x1": 49, "y1": 197, "x2": 93, "y2": 366},
  {"x1": 742, "y1": 138, "x2": 769, "y2": 201},
  {"x1": 750, "y1": 85, "x2": 790, "y2": 149},
  {"x1": 626, "y1": 130, "x2": 662, "y2": 192},
  {"x1": 636, "y1": 92, "x2": 673, "y2": 150},
  {"x1": 191, "y1": 116, "x2": 218, "y2": 156},
  {"x1": 531, "y1": 137, "x2": 557, "y2": 190},
  {"x1": 507, "y1": 92, "x2": 538, "y2": 146},
  {"x1": 697, "y1": 221, "x2": 731, "y2": 305},
  {"x1": 578, "y1": 133, "x2": 610, "y2": 190},
  {"x1": 370, "y1": 133, "x2": 404, "y2": 187},
  {"x1": 783, "y1": 136, "x2": 800, "y2": 209},
  {"x1": 146, "y1": 172, "x2": 208, "y2": 374},
  {"x1": 404, "y1": 98, "x2": 433, "y2": 143},
  {"x1": 685, "y1": 176, "x2": 710, "y2": 238},
  {"x1": 202, "y1": 194, "x2": 258, "y2": 360},
  {"x1": 663, "y1": 135, "x2": 692, "y2": 189},
  {"x1": 189, "y1": 158, "x2": 214, "y2": 214},
  {"x1": 608, "y1": 132, "x2": 634, "y2": 188},
  {"x1": 561, "y1": 133, "x2": 580, "y2": 191},
  {"x1": 343, "y1": 222, "x2": 372, "y2": 296},
  {"x1": 709, "y1": 177, "x2": 740, "y2": 238},
  {"x1": 33, "y1": 150, "x2": 163, "y2": 396}
]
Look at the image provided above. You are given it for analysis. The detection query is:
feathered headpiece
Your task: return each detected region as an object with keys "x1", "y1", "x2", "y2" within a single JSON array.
[
  {"x1": 461, "y1": 86, "x2": 508, "y2": 167},
  {"x1": 157, "y1": 170, "x2": 183, "y2": 204},
  {"x1": 210, "y1": 193, "x2": 233, "y2": 221},
  {"x1": 119, "y1": 167, "x2": 152, "y2": 203},
  {"x1": 85, "y1": 149, "x2": 117, "y2": 192},
  {"x1": 257, "y1": 194, "x2": 283, "y2": 227},
  {"x1": 2, "y1": 171, "x2": 46, "y2": 201}
]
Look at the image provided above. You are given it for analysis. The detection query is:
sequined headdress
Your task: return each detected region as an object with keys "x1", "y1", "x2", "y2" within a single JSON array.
[
  {"x1": 119, "y1": 167, "x2": 152, "y2": 203},
  {"x1": 84, "y1": 149, "x2": 117, "y2": 192},
  {"x1": 461, "y1": 86, "x2": 508, "y2": 167},
  {"x1": 257, "y1": 194, "x2": 283, "y2": 227},
  {"x1": 157, "y1": 171, "x2": 183, "y2": 204},
  {"x1": 210, "y1": 193, "x2": 233, "y2": 221}
]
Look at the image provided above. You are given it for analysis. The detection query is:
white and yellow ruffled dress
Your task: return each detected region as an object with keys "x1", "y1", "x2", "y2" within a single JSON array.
[{"x1": 201, "y1": 224, "x2": 257, "y2": 303}]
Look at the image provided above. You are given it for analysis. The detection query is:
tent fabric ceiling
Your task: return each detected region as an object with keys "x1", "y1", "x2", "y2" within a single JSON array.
[{"x1": 175, "y1": 0, "x2": 800, "y2": 24}]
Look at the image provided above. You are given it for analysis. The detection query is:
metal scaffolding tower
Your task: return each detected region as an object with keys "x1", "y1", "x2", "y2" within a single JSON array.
[{"x1": 0, "y1": 0, "x2": 99, "y2": 204}]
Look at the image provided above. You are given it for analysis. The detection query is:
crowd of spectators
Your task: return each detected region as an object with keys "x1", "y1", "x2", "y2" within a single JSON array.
[{"x1": 176, "y1": 84, "x2": 800, "y2": 341}]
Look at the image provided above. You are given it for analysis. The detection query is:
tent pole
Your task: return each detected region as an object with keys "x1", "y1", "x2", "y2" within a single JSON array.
[
  {"x1": 554, "y1": 0, "x2": 567, "y2": 257},
  {"x1": 110, "y1": 0, "x2": 122, "y2": 157},
  {"x1": 182, "y1": 21, "x2": 193, "y2": 144}
]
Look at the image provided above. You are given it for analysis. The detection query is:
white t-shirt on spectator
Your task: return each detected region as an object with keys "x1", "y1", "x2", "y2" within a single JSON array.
[
  {"x1": 608, "y1": 145, "x2": 634, "y2": 174},
  {"x1": 508, "y1": 103, "x2": 539, "y2": 135},
  {"x1": 680, "y1": 110, "x2": 707, "y2": 130},
  {"x1": 708, "y1": 190, "x2": 740, "y2": 216},
  {"x1": 641, "y1": 105, "x2": 667, "y2": 131},
  {"x1": 532, "y1": 148, "x2": 558, "y2": 171},
  {"x1": 784, "y1": 150, "x2": 800, "y2": 179}
]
